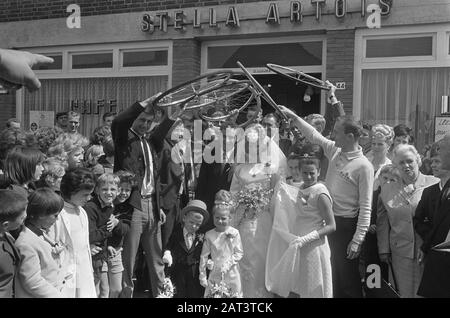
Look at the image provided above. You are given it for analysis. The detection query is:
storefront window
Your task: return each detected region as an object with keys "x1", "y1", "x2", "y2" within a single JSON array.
[
  {"x1": 207, "y1": 42, "x2": 322, "y2": 68},
  {"x1": 71, "y1": 52, "x2": 113, "y2": 69},
  {"x1": 32, "y1": 54, "x2": 62, "y2": 70},
  {"x1": 366, "y1": 36, "x2": 433, "y2": 58},
  {"x1": 122, "y1": 50, "x2": 168, "y2": 67},
  {"x1": 361, "y1": 67, "x2": 450, "y2": 152}
]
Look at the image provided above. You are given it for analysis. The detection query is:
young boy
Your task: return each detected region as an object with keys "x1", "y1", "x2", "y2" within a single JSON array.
[
  {"x1": 85, "y1": 173, "x2": 128, "y2": 298},
  {"x1": 163, "y1": 199, "x2": 209, "y2": 298},
  {"x1": 0, "y1": 190, "x2": 27, "y2": 298}
]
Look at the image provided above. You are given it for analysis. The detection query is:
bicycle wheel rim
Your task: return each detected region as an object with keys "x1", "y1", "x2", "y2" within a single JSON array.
[
  {"x1": 153, "y1": 71, "x2": 234, "y2": 108},
  {"x1": 183, "y1": 79, "x2": 251, "y2": 110},
  {"x1": 266, "y1": 63, "x2": 330, "y2": 90}
]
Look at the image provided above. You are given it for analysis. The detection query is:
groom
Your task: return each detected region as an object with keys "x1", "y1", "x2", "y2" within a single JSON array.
[{"x1": 112, "y1": 93, "x2": 179, "y2": 297}]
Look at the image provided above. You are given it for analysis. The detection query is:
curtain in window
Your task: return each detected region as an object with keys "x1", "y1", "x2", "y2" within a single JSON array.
[
  {"x1": 23, "y1": 76, "x2": 168, "y2": 137},
  {"x1": 361, "y1": 67, "x2": 450, "y2": 152}
]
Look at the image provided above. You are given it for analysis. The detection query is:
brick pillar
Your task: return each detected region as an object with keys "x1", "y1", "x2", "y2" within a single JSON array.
[
  {"x1": 326, "y1": 29, "x2": 355, "y2": 115},
  {"x1": 172, "y1": 39, "x2": 201, "y2": 87},
  {"x1": 0, "y1": 91, "x2": 16, "y2": 129}
]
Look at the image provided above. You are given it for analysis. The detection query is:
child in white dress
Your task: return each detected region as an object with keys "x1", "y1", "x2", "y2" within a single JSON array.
[
  {"x1": 266, "y1": 145, "x2": 336, "y2": 298},
  {"x1": 199, "y1": 191, "x2": 244, "y2": 298}
]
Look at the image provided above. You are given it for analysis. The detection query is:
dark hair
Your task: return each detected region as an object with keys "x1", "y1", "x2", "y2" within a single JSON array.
[
  {"x1": 60, "y1": 168, "x2": 95, "y2": 200},
  {"x1": 6, "y1": 118, "x2": 20, "y2": 128},
  {"x1": 115, "y1": 170, "x2": 137, "y2": 188},
  {"x1": 0, "y1": 189, "x2": 28, "y2": 223},
  {"x1": 429, "y1": 142, "x2": 440, "y2": 158},
  {"x1": 26, "y1": 188, "x2": 64, "y2": 219},
  {"x1": 103, "y1": 112, "x2": 116, "y2": 121},
  {"x1": 4, "y1": 146, "x2": 45, "y2": 185},
  {"x1": 56, "y1": 112, "x2": 68, "y2": 120},
  {"x1": 102, "y1": 137, "x2": 115, "y2": 157},
  {"x1": 90, "y1": 125, "x2": 111, "y2": 146},
  {"x1": 393, "y1": 124, "x2": 414, "y2": 144},
  {"x1": 0, "y1": 127, "x2": 26, "y2": 162},
  {"x1": 297, "y1": 143, "x2": 324, "y2": 169},
  {"x1": 337, "y1": 115, "x2": 362, "y2": 140}
]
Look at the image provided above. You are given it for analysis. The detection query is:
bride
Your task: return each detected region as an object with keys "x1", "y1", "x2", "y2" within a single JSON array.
[{"x1": 230, "y1": 123, "x2": 287, "y2": 298}]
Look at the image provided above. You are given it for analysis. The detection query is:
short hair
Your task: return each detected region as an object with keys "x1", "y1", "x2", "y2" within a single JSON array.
[
  {"x1": 371, "y1": 124, "x2": 394, "y2": 145},
  {"x1": 34, "y1": 126, "x2": 64, "y2": 155},
  {"x1": 429, "y1": 142, "x2": 440, "y2": 158},
  {"x1": 90, "y1": 125, "x2": 111, "y2": 146},
  {"x1": 0, "y1": 189, "x2": 28, "y2": 223},
  {"x1": 102, "y1": 112, "x2": 115, "y2": 121},
  {"x1": 60, "y1": 168, "x2": 95, "y2": 200},
  {"x1": 337, "y1": 115, "x2": 362, "y2": 140},
  {"x1": 26, "y1": 188, "x2": 64, "y2": 219},
  {"x1": 305, "y1": 114, "x2": 326, "y2": 132},
  {"x1": 48, "y1": 132, "x2": 89, "y2": 160},
  {"x1": 67, "y1": 111, "x2": 80, "y2": 121},
  {"x1": 0, "y1": 127, "x2": 26, "y2": 161},
  {"x1": 56, "y1": 112, "x2": 68, "y2": 120},
  {"x1": 102, "y1": 137, "x2": 115, "y2": 157},
  {"x1": 40, "y1": 157, "x2": 67, "y2": 181},
  {"x1": 393, "y1": 124, "x2": 414, "y2": 144},
  {"x1": 6, "y1": 118, "x2": 20, "y2": 128},
  {"x1": 4, "y1": 146, "x2": 45, "y2": 185},
  {"x1": 392, "y1": 144, "x2": 422, "y2": 167},
  {"x1": 96, "y1": 172, "x2": 119, "y2": 189},
  {"x1": 85, "y1": 144, "x2": 104, "y2": 165},
  {"x1": 115, "y1": 170, "x2": 137, "y2": 188}
]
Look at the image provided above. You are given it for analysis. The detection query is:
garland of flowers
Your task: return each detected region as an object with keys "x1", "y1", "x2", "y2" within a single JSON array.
[{"x1": 205, "y1": 273, "x2": 242, "y2": 298}]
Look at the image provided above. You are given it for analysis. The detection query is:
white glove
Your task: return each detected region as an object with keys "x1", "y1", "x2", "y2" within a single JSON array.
[
  {"x1": 162, "y1": 250, "x2": 173, "y2": 267},
  {"x1": 290, "y1": 230, "x2": 320, "y2": 249},
  {"x1": 206, "y1": 259, "x2": 215, "y2": 271}
]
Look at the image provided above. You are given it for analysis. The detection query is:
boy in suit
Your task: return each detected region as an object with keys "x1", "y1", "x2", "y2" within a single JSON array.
[
  {"x1": 162, "y1": 200, "x2": 209, "y2": 298},
  {"x1": 0, "y1": 189, "x2": 28, "y2": 298}
]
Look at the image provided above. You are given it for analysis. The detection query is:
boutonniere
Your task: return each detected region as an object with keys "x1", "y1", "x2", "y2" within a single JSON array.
[
  {"x1": 196, "y1": 233, "x2": 205, "y2": 244},
  {"x1": 225, "y1": 231, "x2": 236, "y2": 240}
]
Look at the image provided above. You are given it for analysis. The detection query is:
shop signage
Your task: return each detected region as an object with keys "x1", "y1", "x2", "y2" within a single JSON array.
[
  {"x1": 70, "y1": 99, "x2": 118, "y2": 115},
  {"x1": 435, "y1": 116, "x2": 450, "y2": 142},
  {"x1": 141, "y1": 0, "x2": 392, "y2": 33}
]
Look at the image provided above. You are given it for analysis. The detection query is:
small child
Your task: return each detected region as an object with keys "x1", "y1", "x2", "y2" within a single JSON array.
[
  {"x1": 199, "y1": 191, "x2": 243, "y2": 298},
  {"x1": 0, "y1": 190, "x2": 28, "y2": 298},
  {"x1": 84, "y1": 173, "x2": 128, "y2": 298},
  {"x1": 266, "y1": 147, "x2": 335, "y2": 298},
  {"x1": 163, "y1": 199, "x2": 209, "y2": 298},
  {"x1": 49, "y1": 167, "x2": 97, "y2": 298}
]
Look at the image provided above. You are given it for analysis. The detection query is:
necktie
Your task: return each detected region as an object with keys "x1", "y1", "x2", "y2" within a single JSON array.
[
  {"x1": 185, "y1": 232, "x2": 194, "y2": 249},
  {"x1": 141, "y1": 136, "x2": 152, "y2": 187}
]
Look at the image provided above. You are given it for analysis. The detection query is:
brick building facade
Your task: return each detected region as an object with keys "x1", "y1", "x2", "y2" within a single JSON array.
[{"x1": 0, "y1": 0, "x2": 448, "y2": 150}]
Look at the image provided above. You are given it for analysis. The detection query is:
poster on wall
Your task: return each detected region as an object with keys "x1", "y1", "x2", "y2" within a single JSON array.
[
  {"x1": 29, "y1": 110, "x2": 54, "y2": 132},
  {"x1": 434, "y1": 116, "x2": 450, "y2": 142}
]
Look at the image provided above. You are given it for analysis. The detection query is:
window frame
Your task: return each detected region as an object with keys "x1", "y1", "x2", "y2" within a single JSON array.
[
  {"x1": 69, "y1": 50, "x2": 114, "y2": 72},
  {"x1": 119, "y1": 47, "x2": 169, "y2": 71}
]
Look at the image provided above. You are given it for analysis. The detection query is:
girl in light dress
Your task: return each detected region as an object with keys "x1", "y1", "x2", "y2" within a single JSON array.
[
  {"x1": 199, "y1": 190, "x2": 244, "y2": 298},
  {"x1": 266, "y1": 145, "x2": 336, "y2": 298}
]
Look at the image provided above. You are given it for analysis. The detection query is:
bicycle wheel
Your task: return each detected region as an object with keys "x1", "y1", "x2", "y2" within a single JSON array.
[
  {"x1": 153, "y1": 71, "x2": 234, "y2": 108},
  {"x1": 182, "y1": 79, "x2": 251, "y2": 110},
  {"x1": 266, "y1": 63, "x2": 331, "y2": 90},
  {"x1": 198, "y1": 85, "x2": 261, "y2": 128}
]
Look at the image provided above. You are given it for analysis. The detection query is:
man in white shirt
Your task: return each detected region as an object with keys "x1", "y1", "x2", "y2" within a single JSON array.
[{"x1": 279, "y1": 87, "x2": 374, "y2": 298}]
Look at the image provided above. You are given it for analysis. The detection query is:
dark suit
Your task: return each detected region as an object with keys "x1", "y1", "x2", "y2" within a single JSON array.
[
  {"x1": 417, "y1": 180, "x2": 450, "y2": 297},
  {"x1": 111, "y1": 101, "x2": 174, "y2": 298},
  {"x1": 0, "y1": 232, "x2": 20, "y2": 298},
  {"x1": 166, "y1": 225, "x2": 204, "y2": 298},
  {"x1": 413, "y1": 183, "x2": 441, "y2": 244},
  {"x1": 196, "y1": 160, "x2": 235, "y2": 232},
  {"x1": 159, "y1": 138, "x2": 193, "y2": 249}
]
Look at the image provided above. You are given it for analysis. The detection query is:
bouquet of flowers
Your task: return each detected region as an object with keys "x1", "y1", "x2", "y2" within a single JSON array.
[
  {"x1": 205, "y1": 278, "x2": 242, "y2": 298},
  {"x1": 156, "y1": 277, "x2": 176, "y2": 298},
  {"x1": 235, "y1": 183, "x2": 273, "y2": 221}
]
